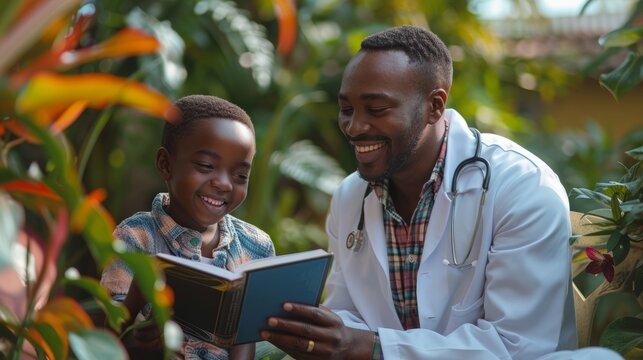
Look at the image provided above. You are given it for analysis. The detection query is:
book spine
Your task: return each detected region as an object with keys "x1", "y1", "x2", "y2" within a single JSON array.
[{"x1": 213, "y1": 279, "x2": 246, "y2": 345}]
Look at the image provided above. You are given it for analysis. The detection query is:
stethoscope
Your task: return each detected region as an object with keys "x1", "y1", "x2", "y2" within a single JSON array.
[{"x1": 346, "y1": 128, "x2": 490, "y2": 271}]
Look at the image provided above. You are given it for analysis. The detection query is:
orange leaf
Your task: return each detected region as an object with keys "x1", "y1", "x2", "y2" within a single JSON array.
[
  {"x1": 9, "y1": 9, "x2": 95, "y2": 87},
  {"x1": 66, "y1": 28, "x2": 160, "y2": 65},
  {"x1": 71, "y1": 188, "x2": 107, "y2": 232},
  {"x1": 155, "y1": 284, "x2": 175, "y2": 308},
  {"x1": 0, "y1": 0, "x2": 81, "y2": 75},
  {"x1": 1, "y1": 118, "x2": 40, "y2": 143},
  {"x1": 274, "y1": 0, "x2": 297, "y2": 56},
  {"x1": 28, "y1": 325, "x2": 65, "y2": 360},
  {"x1": 50, "y1": 101, "x2": 87, "y2": 134},
  {"x1": 58, "y1": 7, "x2": 94, "y2": 52},
  {"x1": 16, "y1": 72, "x2": 179, "y2": 122},
  {"x1": 34, "y1": 297, "x2": 93, "y2": 332},
  {"x1": 0, "y1": 180, "x2": 62, "y2": 201}
]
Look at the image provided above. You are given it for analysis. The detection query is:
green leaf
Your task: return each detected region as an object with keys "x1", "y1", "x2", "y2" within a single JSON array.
[
  {"x1": 572, "y1": 187, "x2": 612, "y2": 207},
  {"x1": 611, "y1": 233, "x2": 630, "y2": 265},
  {"x1": 32, "y1": 322, "x2": 66, "y2": 360},
  {"x1": 116, "y1": 251, "x2": 171, "y2": 327},
  {"x1": 582, "y1": 228, "x2": 617, "y2": 237},
  {"x1": 586, "y1": 208, "x2": 617, "y2": 222},
  {"x1": 635, "y1": 265, "x2": 643, "y2": 297},
  {"x1": 69, "y1": 329, "x2": 127, "y2": 360},
  {"x1": 610, "y1": 193, "x2": 622, "y2": 222},
  {"x1": 593, "y1": 292, "x2": 643, "y2": 350},
  {"x1": 63, "y1": 276, "x2": 128, "y2": 331},
  {"x1": 599, "y1": 182, "x2": 629, "y2": 199},
  {"x1": 272, "y1": 140, "x2": 347, "y2": 195},
  {"x1": 599, "y1": 317, "x2": 643, "y2": 355},
  {"x1": 0, "y1": 191, "x2": 23, "y2": 270},
  {"x1": 626, "y1": 146, "x2": 643, "y2": 161},
  {"x1": 599, "y1": 26, "x2": 643, "y2": 48},
  {"x1": 599, "y1": 51, "x2": 643, "y2": 100},
  {"x1": 606, "y1": 231, "x2": 622, "y2": 252}
]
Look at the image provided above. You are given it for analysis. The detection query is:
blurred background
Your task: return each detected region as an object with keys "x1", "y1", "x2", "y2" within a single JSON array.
[{"x1": 66, "y1": 0, "x2": 642, "y2": 256}]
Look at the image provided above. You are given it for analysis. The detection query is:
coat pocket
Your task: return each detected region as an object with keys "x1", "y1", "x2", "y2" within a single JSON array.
[{"x1": 444, "y1": 296, "x2": 485, "y2": 334}]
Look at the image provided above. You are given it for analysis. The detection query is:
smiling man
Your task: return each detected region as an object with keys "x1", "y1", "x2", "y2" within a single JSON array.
[{"x1": 260, "y1": 25, "x2": 579, "y2": 359}]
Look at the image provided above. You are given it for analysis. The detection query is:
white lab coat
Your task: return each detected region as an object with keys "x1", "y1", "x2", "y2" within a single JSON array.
[{"x1": 323, "y1": 109, "x2": 577, "y2": 360}]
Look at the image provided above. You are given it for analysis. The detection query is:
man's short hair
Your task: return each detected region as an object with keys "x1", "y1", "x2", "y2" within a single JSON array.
[
  {"x1": 161, "y1": 95, "x2": 254, "y2": 153},
  {"x1": 360, "y1": 25, "x2": 453, "y2": 91}
]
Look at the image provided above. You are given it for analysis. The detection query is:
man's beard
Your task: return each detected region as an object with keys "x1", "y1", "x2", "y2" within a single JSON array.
[{"x1": 358, "y1": 111, "x2": 424, "y2": 183}]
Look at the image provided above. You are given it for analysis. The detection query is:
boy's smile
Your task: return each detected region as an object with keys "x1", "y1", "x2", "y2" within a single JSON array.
[{"x1": 157, "y1": 117, "x2": 255, "y2": 233}]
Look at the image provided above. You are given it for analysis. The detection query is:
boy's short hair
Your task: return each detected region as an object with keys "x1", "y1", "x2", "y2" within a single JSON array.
[
  {"x1": 161, "y1": 95, "x2": 254, "y2": 153},
  {"x1": 360, "y1": 25, "x2": 453, "y2": 92}
]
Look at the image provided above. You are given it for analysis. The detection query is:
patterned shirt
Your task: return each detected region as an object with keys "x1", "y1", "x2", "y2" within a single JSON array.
[
  {"x1": 100, "y1": 193, "x2": 275, "y2": 360},
  {"x1": 370, "y1": 120, "x2": 448, "y2": 330}
]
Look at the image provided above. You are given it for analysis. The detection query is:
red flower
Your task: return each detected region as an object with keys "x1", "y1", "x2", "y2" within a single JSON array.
[{"x1": 584, "y1": 247, "x2": 615, "y2": 282}]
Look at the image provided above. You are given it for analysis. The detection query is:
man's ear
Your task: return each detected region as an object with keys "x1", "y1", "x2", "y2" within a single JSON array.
[
  {"x1": 156, "y1": 147, "x2": 172, "y2": 180},
  {"x1": 427, "y1": 88, "x2": 447, "y2": 124}
]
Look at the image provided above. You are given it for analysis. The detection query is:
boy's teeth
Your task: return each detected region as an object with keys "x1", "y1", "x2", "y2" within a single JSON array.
[
  {"x1": 356, "y1": 143, "x2": 385, "y2": 153},
  {"x1": 201, "y1": 195, "x2": 224, "y2": 206}
]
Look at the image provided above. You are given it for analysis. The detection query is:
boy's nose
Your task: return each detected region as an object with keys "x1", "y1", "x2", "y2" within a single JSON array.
[{"x1": 209, "y1": 173, "x2": 233, "y2": 191}]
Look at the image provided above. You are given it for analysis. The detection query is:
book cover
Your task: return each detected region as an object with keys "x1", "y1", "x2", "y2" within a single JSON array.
[{"x1": 156, "y1": 249, "x2": 333, "y2": 347}]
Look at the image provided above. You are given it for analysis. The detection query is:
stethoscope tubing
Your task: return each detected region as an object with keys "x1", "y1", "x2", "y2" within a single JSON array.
[{"x1": 348, "y1": 128, "x2": 490, "y2": 270}]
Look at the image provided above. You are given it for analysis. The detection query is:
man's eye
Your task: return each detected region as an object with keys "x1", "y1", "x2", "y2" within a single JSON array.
[
  {"x1": 340, "y1": 107, "x2": 353, "y2": 116},
  {"x1": 368, "y1": 107, "x2": 388, "y2": 115}
]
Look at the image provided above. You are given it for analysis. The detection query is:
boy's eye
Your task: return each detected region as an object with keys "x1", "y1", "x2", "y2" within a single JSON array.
[
  {"x1": 195, "y1": 162, "x2": 213, "y2": 170},
  {"x1": 234, "y1": 173, "x2": 249, "y2": 183}
]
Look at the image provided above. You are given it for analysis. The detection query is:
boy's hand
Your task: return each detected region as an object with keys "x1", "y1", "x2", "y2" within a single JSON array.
[{"x1": 260, "y1": 303, "x2": 375, "y2": 359}]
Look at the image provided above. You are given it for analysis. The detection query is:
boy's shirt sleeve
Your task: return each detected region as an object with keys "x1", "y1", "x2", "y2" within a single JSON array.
[{"x1": 100, "y1": 224, "x2": 153, "y2": 301}]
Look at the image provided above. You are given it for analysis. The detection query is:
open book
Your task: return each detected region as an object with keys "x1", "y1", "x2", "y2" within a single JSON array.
[{"x1": 156, "y1": 249, "x2": 333, "y2": 347}]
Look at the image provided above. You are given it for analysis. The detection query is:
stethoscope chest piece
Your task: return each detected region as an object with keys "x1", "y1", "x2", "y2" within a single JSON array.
[
  {"x1": 346, "y1": 229, "x2": 365, "y2": 252},
  {"x1": 347, "y1": 186, "x2": 372, "y2": 252}
]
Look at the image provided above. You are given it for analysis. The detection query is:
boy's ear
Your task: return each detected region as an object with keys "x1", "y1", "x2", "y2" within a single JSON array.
[{"x1": 156, "y1": 147, "x2": 172, "y2": 180}]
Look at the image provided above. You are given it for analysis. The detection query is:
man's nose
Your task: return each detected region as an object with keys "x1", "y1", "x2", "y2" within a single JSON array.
[{"x1": 343, "y1": 112, "x2": 370, "y2": 137}]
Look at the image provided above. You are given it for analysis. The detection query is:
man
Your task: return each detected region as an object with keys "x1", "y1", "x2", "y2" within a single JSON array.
[{"x1": 260, "y1": 25, "x2": 577, "y2": 359}]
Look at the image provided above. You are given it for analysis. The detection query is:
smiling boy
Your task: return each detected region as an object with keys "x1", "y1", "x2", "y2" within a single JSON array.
[{"x1": 101, "y1": 95, "x2": 275, "y2": 359}]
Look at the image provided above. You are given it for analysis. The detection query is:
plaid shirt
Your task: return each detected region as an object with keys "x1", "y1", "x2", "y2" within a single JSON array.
[
  {"x1": 370, "y1": 120, "x2": 448, "y2": 330},
  {"x1": 101, "y1": 193, "x2": 275, "y2": 360}
]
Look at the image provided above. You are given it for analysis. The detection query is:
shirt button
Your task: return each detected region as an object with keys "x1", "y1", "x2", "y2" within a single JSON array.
[{"x1": 407, "y1": 254, "x2": 417, "y2": 264}]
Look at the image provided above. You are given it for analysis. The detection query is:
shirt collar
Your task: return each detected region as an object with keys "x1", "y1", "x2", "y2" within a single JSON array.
[{"x1": 151, "y1": 193, "x2": 233, "y2": 259}]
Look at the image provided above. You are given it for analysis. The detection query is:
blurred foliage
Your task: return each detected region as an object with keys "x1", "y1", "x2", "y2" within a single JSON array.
[
  {"x1": 1, "y1": 0, "x2": 641, "y2": 357},
  {"x1": 0, "y1": 0, "x2": 178, "y2": 357},
  {"x1": 83, "y1": 0, "x2": 558, "y2": 257}
]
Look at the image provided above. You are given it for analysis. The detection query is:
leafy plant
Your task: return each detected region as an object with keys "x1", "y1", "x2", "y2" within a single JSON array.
[
  {"x1": 570, "y1": 145, "x2": 643, "y2": 356},
  {"x1": 0, "y1": 1, "x2": 178, "y2": 358},
  {"x1": 581, "y1": 0, "x2": 643, "y2": 100}
]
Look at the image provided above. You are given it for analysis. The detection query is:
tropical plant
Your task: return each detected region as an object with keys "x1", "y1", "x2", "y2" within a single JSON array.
[
  {"x1": 567, "y1": 2, "x2": 643, "y2": 356},
  {"x1": 0, "y1": 1, "x2": 179, "y2": 358},
  {"x1": 581, "y1": 0, "x2": 643, "y2": 100},
  {"x1": 570, "y1": 145, "x2": 643, "y2": 357}
]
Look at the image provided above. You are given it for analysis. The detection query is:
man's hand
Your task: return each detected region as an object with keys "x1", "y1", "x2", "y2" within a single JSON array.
[{"x1": 260, "y1": 303, "x2": 375, "y2": 360}]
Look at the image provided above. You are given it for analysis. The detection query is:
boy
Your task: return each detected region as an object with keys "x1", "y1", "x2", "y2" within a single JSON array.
[{"x1": 101, "y1": 95, "x2": 275, "y2": 359}]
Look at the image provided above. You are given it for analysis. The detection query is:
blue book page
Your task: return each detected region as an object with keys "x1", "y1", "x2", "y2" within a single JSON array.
[{"x1": 234, "y1": 254, "x2": 332, "y2": 344}]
